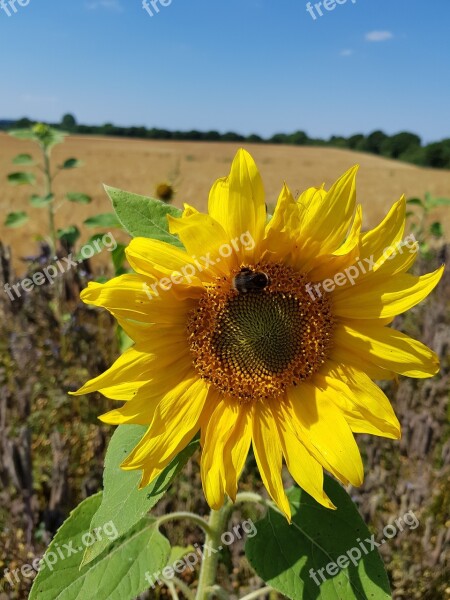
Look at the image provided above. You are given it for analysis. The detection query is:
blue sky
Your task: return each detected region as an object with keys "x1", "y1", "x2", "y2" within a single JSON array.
[{"x1": 1, "y1": 0, "x2": 449, "y2": 142}]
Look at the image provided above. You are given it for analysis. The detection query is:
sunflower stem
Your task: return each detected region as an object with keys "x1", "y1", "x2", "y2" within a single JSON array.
[
  {"x1": 156, "y1": 511, "x2": 214, "y2": 537},
  {"x1": 195, "y1": 499, "x2": 233, "y2": 600},
  {"x1": 163, "y1": 577, "x2": 180, "y2": 600},
  {"x1": 170, "y1": 576, "x2": 196, "y2": 600},
  {"x1": 234, "y1": 492, "x2": 266, "y2": 506},
  {"x1": 239, "y1": 586, "x2": 273, "y2": 600},
  {"x1": 204, "y1": 585, "x2": 229, "y2": 600}
]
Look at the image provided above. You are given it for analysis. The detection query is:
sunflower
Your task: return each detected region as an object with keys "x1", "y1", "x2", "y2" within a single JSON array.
[
  {"x1": 73, "y1": 150, "x2": 443, "y2": 520},
  {"x1": 155, "y1": 181, "x2": 175, "y2": 202}
]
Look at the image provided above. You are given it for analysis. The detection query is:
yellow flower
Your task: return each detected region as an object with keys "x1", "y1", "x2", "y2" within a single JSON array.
[
  {"x1": 155, "y1": 181, "x2": 175, "y2": 202},
  {"x1": 73, "y1": 150, "x2": 443, "y2": 520}
]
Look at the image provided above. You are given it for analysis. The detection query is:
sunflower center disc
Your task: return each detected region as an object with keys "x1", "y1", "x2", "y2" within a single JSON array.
[{"x1": 187, "y1": 263, "x2": 334, "y2": 401}]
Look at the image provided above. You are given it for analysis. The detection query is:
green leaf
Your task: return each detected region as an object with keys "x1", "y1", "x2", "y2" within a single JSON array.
[
  {"x1": 29, "y1": 493, "x2": 171, "y2": 600},
  {"x1": 12, "y1": 153, "x2": 35, "y2": 165},
  {"x1": 9, "y1": 128, "x2": 37, "y2": 141},
  {"x1": 111, "y1": 243, "x2": 127, "y2": 275},
  {"x1": 4, "y1": 211, "x2": 29, "y2": 227},
  {"x1": 81, "y1": 426, "x2": 199, "y2": 567},
  {"x1": 7, "y1": 171, "x2": 36, "y2": 186},
  {"x1": 406, "y1": 197, "x2": 424, "y2": 207},
  {"x1": 429, "y1": 222, "x2": 443, "y2": 238},
  {"x1": 168, "y1": 545, "x2": 195, "y2": 565},
  {"x1": 117, "y1": 326, "x2": 133, "y2": 353},
  {"x1": 61, "y1": 158, "x2": 83, "y2": 169},
  {"x1": 66, "y1": 192, "x2": 92, "y2": 205},
  {"x1": 104, "y1": 185, "x2": 183, "y2": 246},
  {"x1": 58, "y1": 226, "x2": 81, "y2": 247},
  {"x1": 30, "y1": 193, "x2": 54, "y2": 207},
  {"x1": 83, "y1": 213, "x2": 123, "y2": 229},
  {"x1": 246, "y1": 478, "x2": 391, "y2": 600},
  {"x1": 425, "y1": 196, "x2": 450, "y2": 210}
]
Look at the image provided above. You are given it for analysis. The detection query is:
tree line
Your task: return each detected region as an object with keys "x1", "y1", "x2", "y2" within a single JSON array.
[{"x1": 2, "y1": 115, "x2": 449, "y2": 169}]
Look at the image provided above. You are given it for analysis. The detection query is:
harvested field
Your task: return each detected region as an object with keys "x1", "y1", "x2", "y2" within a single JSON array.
[{"x1": 1, "y1": 133, "x2": 449, "y2": 272}]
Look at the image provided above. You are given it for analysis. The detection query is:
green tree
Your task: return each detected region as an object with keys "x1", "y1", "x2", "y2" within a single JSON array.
[
  {"x1": 329, "y1": 135, "x2": 348, "y2": 148},
  {"x1": 61, "y1": 113, "x2": 77, "y2": 132},
  {"x1": 347, "y1": 134, "x2": 365, "y2": 149},
  {"x1": 381, "y1": 131, "x2": 421, "y2": 159},
  {"x1": 288, "y1": 130, "x2": 309, "y2": 145},
  {"x1": 423, "y1": 139, "x2": 450, "y2": 168},
  {"x1": 361, "y1": 130, "x2": 388, "y2": 154},
  {"x1": 221, "y1": 131, "x2": 245, "y2": 141},
  {"x1": 14, "y1": 116, "x2": 33, "y2": 128},
  {"x1": 203, "y1": 130, "x2": 221, "y2": 141},
  {"x1": 246, "y1": 133, "x2": 264, "y2": 143},
  {"x1": 269, "y1": 133, "x2": 289, "y2": 144}
]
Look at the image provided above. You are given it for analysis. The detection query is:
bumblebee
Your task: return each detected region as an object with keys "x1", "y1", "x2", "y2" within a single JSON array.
[{"x1": 232, "y1": 267, "x2": 270, "y2": 293}]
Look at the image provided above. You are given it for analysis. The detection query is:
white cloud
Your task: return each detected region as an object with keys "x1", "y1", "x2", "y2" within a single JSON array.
[
  {"x1": 340, "y1": 49, "x2": 353, "y2": 57},
  {"x1": 365, "y1": 31, "x2": 394, "y2": 42},
  {"x1": 85, "y1": 0, "x2": 123, "y2": 12}
]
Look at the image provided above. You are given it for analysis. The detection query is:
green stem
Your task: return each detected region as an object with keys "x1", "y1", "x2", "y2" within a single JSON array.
[
  {"x1": 42, "y1": 146, "x2": 56, "y2": 254},
  {"x1": 163, "y1": 578, "x2": 180, "y2": 600},
  {"x1": 40, "y1": 143, "x2": 64, "y2": 323},
  {"x1": 239, "y1": 586, "x2": 273, "y2": 600},
  {"x1": 158, "y1": 496, "x2": 268, "y2": 600},
  {"x1": 170, "y1": 576, "x2": 196, "y2": 600},
  {"x1": 234, "y1": 492, "x2": 266, "y2": 506},
  {"x1": 204, "y1": 585, "x2": 229, "y2": 600},
  {"x1": 156, "y1": 511, "x2": 214, "y2": 537},
  {"x1": 195, "y1": 499, "x2": 233, "y2": 600}
]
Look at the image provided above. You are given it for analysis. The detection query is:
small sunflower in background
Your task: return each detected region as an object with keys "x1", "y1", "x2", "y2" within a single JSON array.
[
  {"x1": 155, "y1": 181, "x2": 175, "y2": 202},
  {"x1": 73, "y1": 149, "x2": 443, "y2": 520}
]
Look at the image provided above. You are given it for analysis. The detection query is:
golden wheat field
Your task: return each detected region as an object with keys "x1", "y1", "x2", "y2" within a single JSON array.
[{"x1": 1, "y1": 132, "x2": 449, "y2": 271}]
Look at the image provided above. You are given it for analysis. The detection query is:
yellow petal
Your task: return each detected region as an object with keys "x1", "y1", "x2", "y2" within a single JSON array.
[
  {"x1": 125, "y1": 237, "x2": 205, "y2": 290},
  {"x1": 99, "y1": 355, "x2": 195, "y2": 424},
  {"x1": 333, "y1": 266, "x2": 444, "y2": 319},
  {"x1": 271, "y1": 401, "x2": 335, "y2": 509},
  {"x1": 81, "y1": 275, "x2": 157, "y2": 322},
  {"x1": 71, "y1": 323, "x2": 190, "y2": 399},
  {"x1": 306, "y1": 204, "x2": 362, "y2": 280},
  {"x1": 372, "y1": 241, "x2": 418, "y2": 277},
  {"x1": 71, "y1": 346, "x2": 154, "y2": 398},
  {"x1": 208, "y1": 149, "x2": 266, "y2": 260},
  {"x1": 317, "y1": 366, "x2": 401, "y2": 439},
  {"x1": 262, "y1": 185, "x2": 298, "y2": 264},
  {"x1": 285, "y1": 187, "x2": 323, "y2": 267},
  {"x1": 80, "y1": 274, "x2": 196, "y2": 336},
  {"x1": 100, "y1": 386, "x2": 161, "y2": 426},
  {"x1": 284, "y1": 384, "x2": 364, "y2": 487},
  {"x1": 265, "y1": 183, "x2": 297, "y2": 237},
  {"x1": 200, "y1": 398, "x2": 239, "y2": 509},
  {"x1": 252, "y1": 402, "x2": 291, "y2": 520},
  {"x1": 122, "y1": 376, "x2": 208, "y2": 479},
  {"x1": 223, "y1": 404, "x2": 252, "y2": 502},
  {"x1": 199, "y1": 388, "x2": 222, "y2": 448},
  {"x1": 330, "y1": 344, "x2": 396, "y2": 380},
  {"x1": 301, "y1": 166, "x2": 359, "y2": 255},
  {"x1": 360, "y1": 196, "x2": 406, "y2": 263},
  {"x1": 167, "y1": 211, "x2": 238, "y2": 275},
  {"x1": 298, "y1": 185, "x2": 325, "y2": 205},
  {"x1": 333, "y1": 322, "x2": 440, "y2": 377},
  {"x1": 201, "y1": 442, "x2": 225, "y2": 510},
  {"x1": 335, "y1": 197, "x2": 418, "y2": 290},
  {"x1": 182, "y1": 203, "x2": 199, "y2": 217}
]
